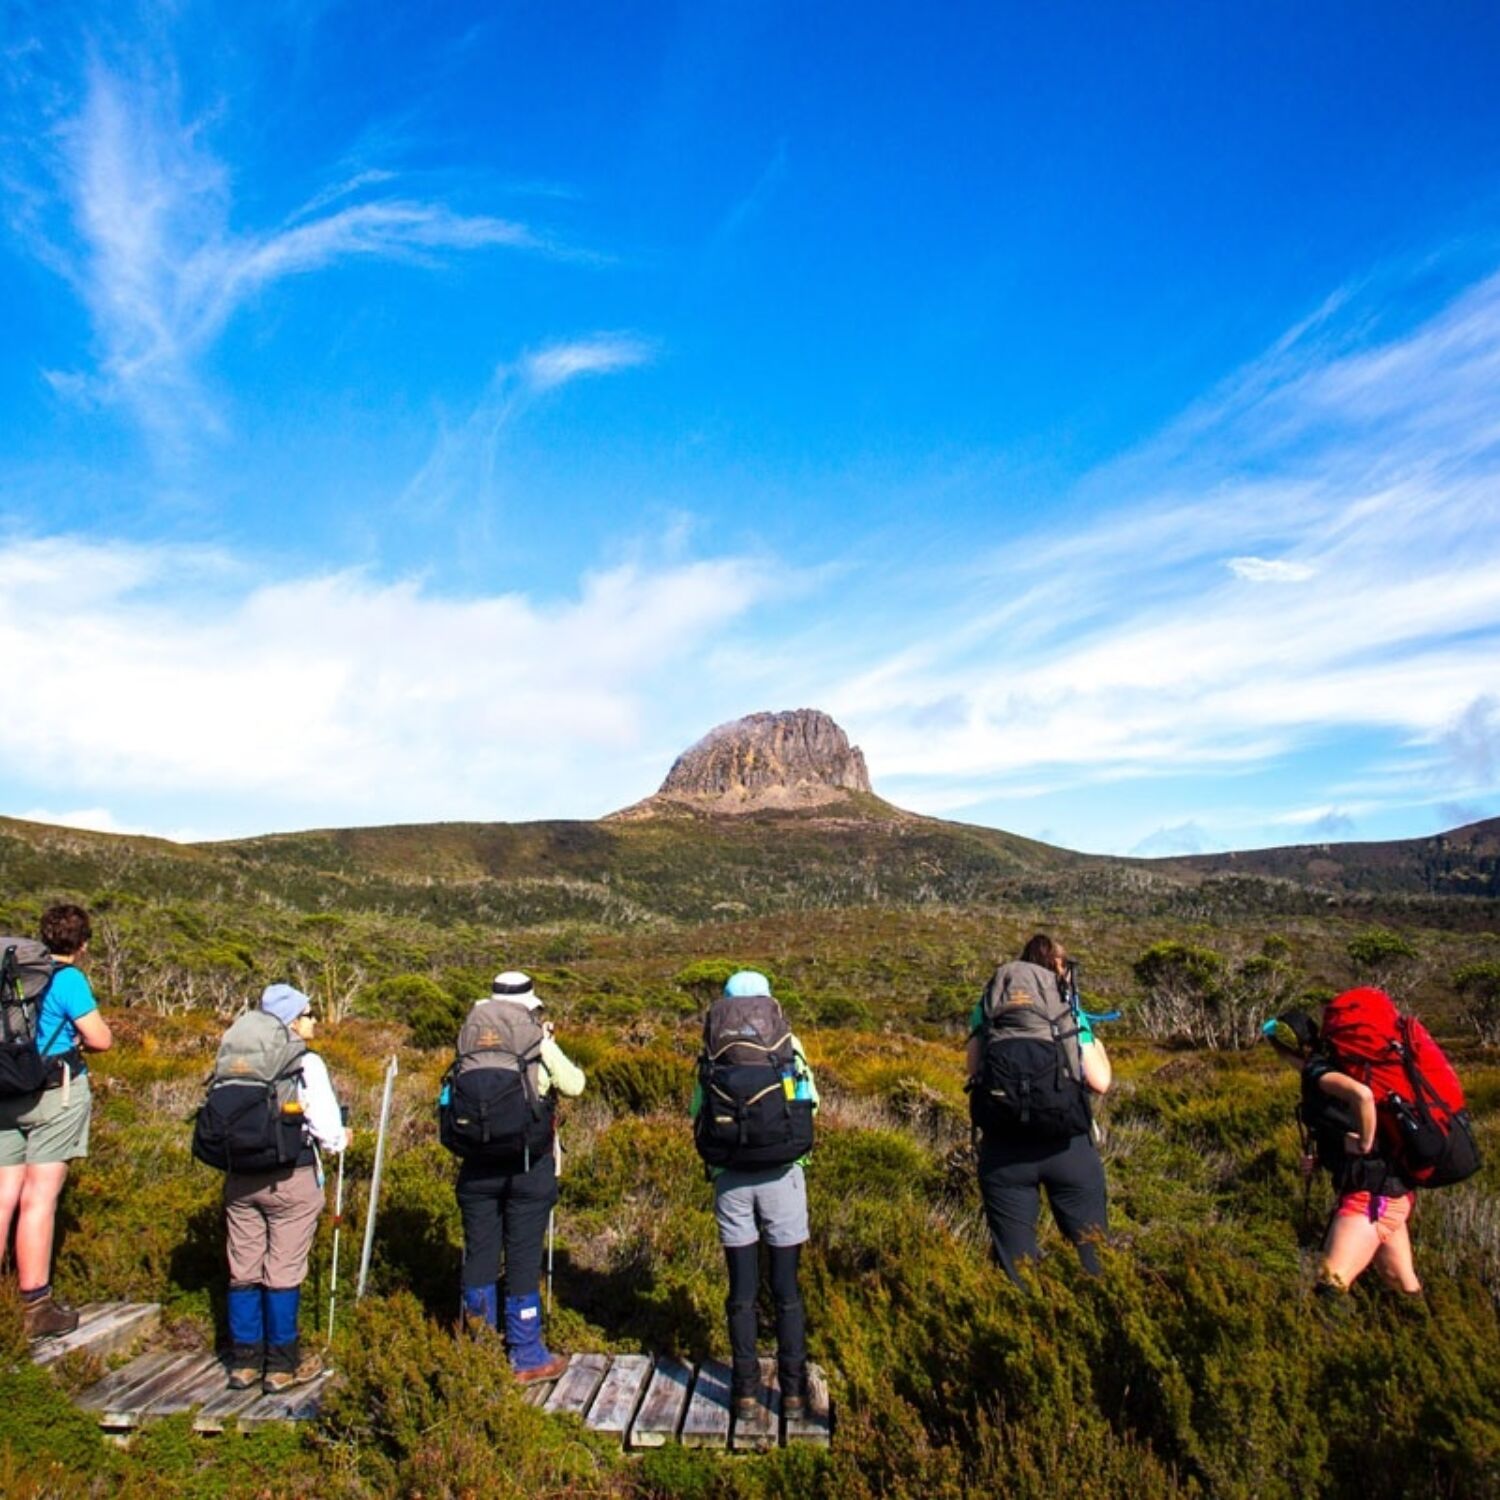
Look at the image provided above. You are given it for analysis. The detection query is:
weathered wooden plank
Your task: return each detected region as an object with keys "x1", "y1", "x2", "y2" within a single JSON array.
[
  {"x1": 543, "y1": 1353, "x2": 610, "y2": 1419},
  {"x1": 680, "y1": 1359, "x2": 732, "y2": 1450},
  {"x1": 523, "y1": 1375, "x2": 559, "y2": 1406},
  {"x1": 628, "y1": 1356, "x2": 692, "y2": 1449},
  {"x1": 236, "y1": 1371, "x2": 334, "y2": 1431},
  {"x1": 730, "y1": 1357, "x2": 780, "y2": 1453},
  {"x1": 192, "y1": 1381, "x2": 267, "y2": 1433},
  {"x1": 783, "y1": 1362, "x2": 832, "y2": 1447},
  {"x1": 137, "y1": 1353, "x2": 228, "y2": 1418},
  {"x1": 92, "y1": 1352, "x2": 211, "y2": 1428},
  {"x1": 76, "y1": 1352, "x2": 178, "y2": 1412},
  {"x1": 35, "y1": 1302, "x2": 160, "y2": 1368},
  {"x1": 585, "y1": 1354, "x2": 652, "y2": 1434}
]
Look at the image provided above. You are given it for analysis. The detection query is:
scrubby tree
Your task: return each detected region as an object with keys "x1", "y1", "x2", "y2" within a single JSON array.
[
  {"x1": 1347, "y1": 925, "x2": 1419, "y2": 993},
  {"x1": 1133, "y1": 940, "x2": 1225, "y2": 1045},
  {"x1": 1133, "y1": 940, "x2": 1292, "y2": 1049},
  {"x1": 1455, "y1": 961, "x2": 1500, "y2": 1045}
]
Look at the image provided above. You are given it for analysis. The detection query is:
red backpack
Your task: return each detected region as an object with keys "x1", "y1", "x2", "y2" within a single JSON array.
[{"x1": 1321, "y1": 987, "x2": 1481, "y2": 1188}]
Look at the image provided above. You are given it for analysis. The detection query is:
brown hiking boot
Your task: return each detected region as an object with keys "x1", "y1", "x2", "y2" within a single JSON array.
[
  {"x1": 227, "y1": 1364, "x2": 262, "y2": 1390},
  {"x1": 262, "y1": 1350, "x2": 323, "y2": 1394},
  {"x1": 23, "y1": 1294, "x2": 79, "y2": 1341},
  {"x1": 513, "y1": 1349, "x2": 569, "y2": 1385},
  {"x1": 733, "y1": 1393, "x2": 760, "y2": 1424},
  {"x1": 781, "y1": 1389, "x2": 807, "y2": 1420}
]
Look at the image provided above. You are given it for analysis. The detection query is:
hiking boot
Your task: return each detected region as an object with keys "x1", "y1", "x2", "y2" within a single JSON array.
[
  {"x1": 262, "y1": 1350, "x2": 323, "y2": 1394},
  {"x1": 23, "y1": 1293, "x2": 79, "y2": 1341},
  {"x1": 514, "y1": 1350, "x2": 569, "y2": 1385},
  {"x1": 781, "y1": 1387, "x2": 807, "y2": 1420},
  {"x1": 733, "y1": 1393, "x2": 760, "y2": 1424},
  {"x1": 227, "y1": 1364, "x2": 262, "y2": 1391}
]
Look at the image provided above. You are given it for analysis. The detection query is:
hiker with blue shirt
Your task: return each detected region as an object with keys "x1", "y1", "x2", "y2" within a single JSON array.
[
  {"x1": 0, "y1": 904, "x2": 112, "y2": 1340},
  {"x1": 966, "y1": 934, "x2": 1112, "y2": 1284},
  {"x1": 691, "y1": 969, "x2": 818, "y2": 1423},
  {"x1": 441, "y1": 970, "x2": 584, "y2": 1384}
]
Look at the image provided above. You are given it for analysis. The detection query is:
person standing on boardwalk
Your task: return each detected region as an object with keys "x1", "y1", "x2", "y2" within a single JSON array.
[
  {"x1": 440, "y1": 971, "x2": 584, "y2": 1383},
  {"x1": 691, "y1": 969, "x2": 818, "y2": 1423},
  {"x1": 194, "y1": 983, "x2": 347, "y2": 1392},
  {"x1": 0, "y1": 904, "x2": 113, "y2": 1340},
  {"x1": 967, "y1": 934, "x2": 1112, "y2": 1283}
]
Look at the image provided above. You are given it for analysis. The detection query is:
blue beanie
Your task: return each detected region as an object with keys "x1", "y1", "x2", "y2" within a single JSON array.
[
  {"x1": 723, "y1": 970, "x2": 772, "y2": 998},
  {"x1": 260, "y1": 983, "x2": 311, "y2": 1026}
]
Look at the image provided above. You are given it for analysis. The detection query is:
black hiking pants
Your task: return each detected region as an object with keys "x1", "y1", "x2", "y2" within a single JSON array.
[
  {"x1": 724, "y1": 1242, "x2": 806, "y2": 1398},
  {"x1": 456, "y1": 1153, "x2": 557, "y2": 1297},
  {"x1": 977, "y1": 1130, "x2": 1108, "y2": 1285}
]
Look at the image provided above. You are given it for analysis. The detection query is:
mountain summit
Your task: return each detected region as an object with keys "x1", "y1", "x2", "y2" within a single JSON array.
[{"x1": 614, "y1": 709, "x2": 873, "y2": 817}]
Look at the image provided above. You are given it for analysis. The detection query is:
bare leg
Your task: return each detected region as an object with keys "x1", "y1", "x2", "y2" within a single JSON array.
[
  {"x1": 1371, "y1": 1222, "x2": 1422, "y2": 1294},
  {"x1": 15, "y1": 1162, "x2": 69, "y2": 1291},
  {"x1": 1319, "y1": 1210, "x2": 1381, "y2": 1292},
  {"x1": 0, "y1": 1164, "x2": 24, "y2": 1268}
]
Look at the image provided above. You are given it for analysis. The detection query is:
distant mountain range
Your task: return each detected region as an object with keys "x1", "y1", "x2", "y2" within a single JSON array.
[{"x1": 1, "y1": 710, "x2": 1495, "y2": 920}]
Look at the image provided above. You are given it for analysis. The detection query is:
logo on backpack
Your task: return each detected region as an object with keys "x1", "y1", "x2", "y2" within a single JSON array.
[
  {"x1": 694, "y1": 993, "x2": 814, "y2": 1171},
  {"x1": 0, "y1": 939, "x2": 57, "y2": 1099},
  {"x1": 969, "y1": 960, "x2": 1092, "y2": 1143},
  {"x1": 438, "y1": 999, "x2": 554, "y2": 1166},
  {"x1": 191, "y1": 1010, "x2": 309, "y2": 1173},
  {"x1": 1320, "y1": 987, "x2": 1481, "y2": 1189}
]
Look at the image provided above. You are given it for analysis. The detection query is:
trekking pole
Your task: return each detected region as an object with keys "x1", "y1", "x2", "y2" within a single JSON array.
[
  {"x1": 356, "y1": 1055, "x2": 398, "y2": 1301},
  {"x1": 546, "y1": 1129, "x2": 560, "y2": 1314},
  {"x1": 326, "y1": 1106, "x2": 350, "y2": 1338}
]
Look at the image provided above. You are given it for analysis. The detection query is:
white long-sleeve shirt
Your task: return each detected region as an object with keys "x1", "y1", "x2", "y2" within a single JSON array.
[{"x1": 296, "y1": 1051, "x2": 348, "y2": 1154}]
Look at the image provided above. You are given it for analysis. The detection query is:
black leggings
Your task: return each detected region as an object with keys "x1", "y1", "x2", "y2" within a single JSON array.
[
  {"x1": 724, "y1": 1242, "x2": 806, "y2": 1394},
  {"x1": 456, "y1": 1154, "x2": 557, "y2": 1297},
  {"x1": 978, "y1": 1132, "x2": 1108, "y2": 1285}
]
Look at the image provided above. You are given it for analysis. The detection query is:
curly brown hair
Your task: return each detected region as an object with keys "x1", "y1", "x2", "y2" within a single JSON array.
[{"x1": 40, "y1": 903, "x2": 92, "y2": 957}]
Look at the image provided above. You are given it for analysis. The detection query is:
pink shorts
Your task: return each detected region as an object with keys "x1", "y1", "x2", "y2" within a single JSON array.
[{"x1": 1337, "y1": 1190, "x2": 1413, "y2": 1244}]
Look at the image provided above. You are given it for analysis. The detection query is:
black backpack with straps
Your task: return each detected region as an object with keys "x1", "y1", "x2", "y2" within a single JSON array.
[
  {"x1": 192, "y1": 1010, "x2": 310, "y2": 1173},
  {"x1": 694, "y1": 994, "x2": 814, "y2": 1170},
  {"x1": 0, "y1": 938, "x2": 57, "y2": 1099},
  {"x1": 969, "y1": 960, "x2": 1092, "y2": 1143},
  {"x1": 439, "y1": 999, "x2": 555, "y2": 1166}
]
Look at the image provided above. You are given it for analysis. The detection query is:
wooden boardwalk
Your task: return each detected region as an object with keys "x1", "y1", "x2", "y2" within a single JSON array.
[{"x1": 39, "y1": 1303, "x2": 833, "y2": 1447}]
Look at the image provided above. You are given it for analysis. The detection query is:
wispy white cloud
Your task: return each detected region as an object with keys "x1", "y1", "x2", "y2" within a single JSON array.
[
  {"x1": 13, "y1": 806, "x2": 201, "y2": 843},
  {"x1": 816, "y1": 265, "x2": 1500, "y2": 837},
  {"x1": 522, "y1": 335, "x2": 655, "y2": 392},
  {"x1": 15, "y1": 60, "x2": 561, "y2": 450},
  {"x1": 1227, "y1": 556, "x2": 1316, "y2": 583},
  {"x1": 399, "y1": 335, "x2": 655, "y2": 522},
  {"x1": 0, "y1": 534, "x2": 776, "y2": 833}
]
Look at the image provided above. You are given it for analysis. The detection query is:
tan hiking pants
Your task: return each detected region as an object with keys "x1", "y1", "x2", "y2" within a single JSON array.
[{"x1": 224, "y1": 1163, "x2": 324, "y2": 1287}]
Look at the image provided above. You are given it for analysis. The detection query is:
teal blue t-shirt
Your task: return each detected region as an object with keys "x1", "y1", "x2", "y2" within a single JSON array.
[{"x1": 38, "y1": 964, "x2": 98, "y2": 1061}]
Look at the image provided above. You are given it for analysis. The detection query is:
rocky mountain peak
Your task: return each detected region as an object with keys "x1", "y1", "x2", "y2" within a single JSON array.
[{"x1": 612, "y1": 709, "x2": 873, "y2": 818}]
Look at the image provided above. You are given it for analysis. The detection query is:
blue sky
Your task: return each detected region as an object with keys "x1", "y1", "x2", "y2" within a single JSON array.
[{"x1": 3, "y1": 0, "x2": 1499, "y2": 854}]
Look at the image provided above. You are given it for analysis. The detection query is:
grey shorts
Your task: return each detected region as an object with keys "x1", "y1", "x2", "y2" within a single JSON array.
[
  {"x1": 713, "y1": 1163, "x2": 808, "y2": 1248},
  {"x1": 0, "y1": 1073, "x2": 93, "y2": 1167}
]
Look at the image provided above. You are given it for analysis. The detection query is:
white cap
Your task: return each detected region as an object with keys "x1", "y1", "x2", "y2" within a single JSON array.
[{"x1": 491, "y1": 970, "x2": 542, "y2": 1010}]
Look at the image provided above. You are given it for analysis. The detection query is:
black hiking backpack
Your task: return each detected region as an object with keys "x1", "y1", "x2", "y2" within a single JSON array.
[
  {"x1": 694, "y1": 994, "x2": 814, "y2": 1171},
  {"x1": 192, "y1": 1010, "x2": 310, "y2": 1173},
  {"x1": 0, "y1": 938, "x2": 57, "y2": 1098},
  {"x1": 969, "y1": 960, "x2": 1092, "y2": 1143},
  {"x1": 438, "y1": 999, "x2": 555, "y2": 1166},
  {"x1": 1296, "y1": 1059, "x2": 1408, "y2": 1198}
]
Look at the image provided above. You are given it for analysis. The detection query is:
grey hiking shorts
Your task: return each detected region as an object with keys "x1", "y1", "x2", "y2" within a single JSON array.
[
  {"x1": 0, "y1": 1073, "x2": 92, "y2": 1167},
  {"x1": 713, "y1": 1163, "x2": 808, "y2": 1249}
]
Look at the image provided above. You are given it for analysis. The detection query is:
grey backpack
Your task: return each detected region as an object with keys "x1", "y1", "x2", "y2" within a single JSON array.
[
  {"x1": 969, "y1": 960, "x2": 1091, "y2": 1141},
  {"x1": 0, "y1": 937, "x2": 57, "y2": 1097},
  {"x1": 191, "y1": 1011, "x2": 309, "y2": 1172},
  {"x1": 439, "y1": 999, "x2": 554, "y2": 1164}
]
